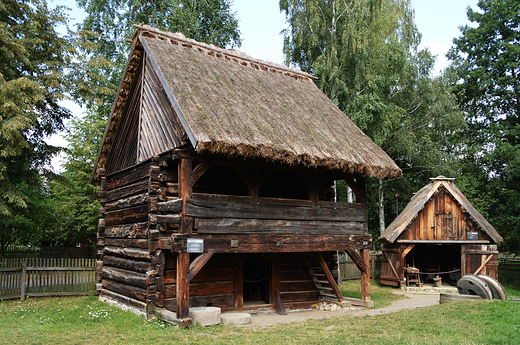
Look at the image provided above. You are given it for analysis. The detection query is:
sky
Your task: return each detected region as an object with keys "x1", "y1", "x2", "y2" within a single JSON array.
[{"x1": 48, "y1": 0, "x2": 480, "y2": 170}]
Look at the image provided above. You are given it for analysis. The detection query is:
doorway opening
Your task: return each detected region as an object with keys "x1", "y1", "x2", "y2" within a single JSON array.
[
  {"x1": 405, "y1": 245, "x2": 461, "y2": 286},
  {"x1": 243, "y1": 255, "x2": 270, "y2": 305}
]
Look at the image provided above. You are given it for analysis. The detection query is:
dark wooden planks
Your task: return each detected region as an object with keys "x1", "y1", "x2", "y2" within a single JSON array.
[
  {"x1": 168, "y1": 234, "x2": 372, "y2": 253},
  {"x1": 195, "y1": 218, "x2": 364, "y2": 235},
  {"x1": 186, "y1": 193, "x2": 366, "y2": 222}
]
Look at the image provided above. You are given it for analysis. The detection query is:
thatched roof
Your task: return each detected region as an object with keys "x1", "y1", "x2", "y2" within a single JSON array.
[
  {"x1": 91, "y1": 25, "x2": 402, "y2": 182},
  {"x1": 380, "y1": 176, "x2": 502, "y2": 244}
]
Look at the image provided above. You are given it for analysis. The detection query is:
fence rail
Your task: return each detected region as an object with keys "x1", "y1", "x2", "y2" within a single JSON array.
[
  {"x1": 0, "y1": 258, "x2": 97, "y2": 301},
  {"x1": 2, "y1": 246, "x2": 95, "y2": 259}
]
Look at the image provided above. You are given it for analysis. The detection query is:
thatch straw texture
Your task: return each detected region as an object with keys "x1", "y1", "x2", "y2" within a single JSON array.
[{"x1": 144, "y1": 28, "x2": 401, "y2": 178}]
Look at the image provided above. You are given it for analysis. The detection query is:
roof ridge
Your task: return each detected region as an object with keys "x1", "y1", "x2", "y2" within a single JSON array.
[{"x1": 132, "y1": 24, "x2": 316, "y2": 80}]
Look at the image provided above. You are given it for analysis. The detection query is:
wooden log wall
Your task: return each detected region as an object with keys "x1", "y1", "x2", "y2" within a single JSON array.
[
  {"x1": 96, "y1": 157, "x2": 176, "y2": 314},
  {"x1": 163, "y1": 253, "x2": 235, "y2": 311}
]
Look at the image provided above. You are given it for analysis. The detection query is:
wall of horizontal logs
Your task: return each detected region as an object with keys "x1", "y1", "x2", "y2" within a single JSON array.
[{"x1": 96, "y1": 154, "x2": 370, "y2": 316}]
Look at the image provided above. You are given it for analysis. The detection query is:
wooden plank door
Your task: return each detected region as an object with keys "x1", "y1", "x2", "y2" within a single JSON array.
[
  {"x1": 466, "y1": 244, "x2": 499, "y2": 279},
  {"x1": 380, "y1": 244, "x2": 403, "y2": 286}
]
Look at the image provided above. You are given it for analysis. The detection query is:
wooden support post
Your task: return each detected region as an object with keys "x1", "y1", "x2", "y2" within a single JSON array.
[
  {"x1": 176, "y1": 253, "x2": 190, "y2": 319},
  {"x1": 271, "y1": 254, "x2": 281, "y2": 305},
  {"x1": 234, "y1": 254, "x2": 243, "y2": 309},
  {"x1": 20, "y1": 261, "x2": 27, "y2": 301},
  {"x1": 177, "y1": 158, "x2": 193, "y2": 319},
  {"x1": 361, "y1": 249, "x2": 370, "y2": 301},
  {"x1": 461, "y1": 244, "x2": 467, "y2": 276}
]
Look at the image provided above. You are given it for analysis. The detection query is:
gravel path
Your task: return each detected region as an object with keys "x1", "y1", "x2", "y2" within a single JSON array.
[{"x1": 242, "y1": 291, "x2": 440, "y2": 327}]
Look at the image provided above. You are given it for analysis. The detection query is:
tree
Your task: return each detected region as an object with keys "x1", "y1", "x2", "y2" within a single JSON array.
[
  {"x1": 448, "y1": 0, "x2": 520, "y2": 254},
  {"x1": 281, "y1": 0, "x2": 465, "y2": 243},
  {"x1": 0, "y1": 0, "x2": 73, "y2": 253}
]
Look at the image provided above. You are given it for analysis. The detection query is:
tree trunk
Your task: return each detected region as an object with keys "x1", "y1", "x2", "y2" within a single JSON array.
[{"x1": 378, "y1": 178, "x2": 385, "y2": 235}]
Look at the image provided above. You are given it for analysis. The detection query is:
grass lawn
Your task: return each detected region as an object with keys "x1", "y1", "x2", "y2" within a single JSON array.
[
  {"x1": 1, "y1": 281, "x2": 519, "y2": 345},
  {"x1": 339, "y1": 279, "x2": 407, "y2": 308}
]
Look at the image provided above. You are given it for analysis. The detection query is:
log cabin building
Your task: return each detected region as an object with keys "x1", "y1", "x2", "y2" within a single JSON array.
[
  {"x1": 91, "y1": 25, "x2": 402, "y2": 323},
  {"x1": 379, "y1": 177, "x2": 502, "y2": 287}
]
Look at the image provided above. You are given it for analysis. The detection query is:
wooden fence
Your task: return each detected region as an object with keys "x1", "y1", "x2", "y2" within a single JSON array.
[
  {"x1": 339, "y1": 251, "x2": 381, "y2": 281},
  {"x1": 0, "y1": 258, "x2": 97, "y2": 301},
  {"x1": 2, "y1": 246, "x2": 96, "y2": 259}
]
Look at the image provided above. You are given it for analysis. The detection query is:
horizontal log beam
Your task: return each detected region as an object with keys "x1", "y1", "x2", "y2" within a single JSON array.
[
  {"x1": 164, "y1": 234, "x2": 372, "y2": 253},
  {"x1": 195, "y1": 218, "x2": 365, "y2": 235},
  {"x1": 186, "y1": 193, "x2": 366, "y2": 222},
  {"x1": 103, "y1": 255, "x2": 153, "y2": 273},
  {"x1": 104, "y1": 238, "x2": 149, "y2": 249},
  {"x1": 104, "y1": 246, "x2": 152, "y2": 260},
  {"x1": 101, "y1": 266, "x2": 148, "y2": 288},
  {"x1": 99, "y1": 288, "x2": 146, "y2": 312},
  {"x1": 157, "y1": 214, "x2": 182, "y2": 224},
  {"x1": 104, "y1": 222, "x2": 149, "y2": 239},
  {"x1": 396, "y1": 240, "x2": 491, "y2": 244},
  {"x1": 105, "y1": 205, "x2": 148, "y2": 226},
  {"x1": 157, "y1": 199, "x2": 183, "y2": 212}
]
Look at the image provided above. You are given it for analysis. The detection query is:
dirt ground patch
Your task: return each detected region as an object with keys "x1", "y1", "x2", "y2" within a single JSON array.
[{"x1": 242, "y1": 291, "x2": 440, "y2": 327}]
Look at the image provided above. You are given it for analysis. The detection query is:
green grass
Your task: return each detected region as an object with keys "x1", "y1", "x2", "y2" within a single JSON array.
[
  {"x1": 339, "y1": 279, "x2": 406, "y2": 308},
  {"x1": 1, "y1": 281, "x2": 519, "y2": 344}
]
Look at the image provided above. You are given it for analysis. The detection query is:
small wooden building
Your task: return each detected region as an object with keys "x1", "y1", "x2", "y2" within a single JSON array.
[
  {"x1": 379, "y1": 176, "x2": 502, "y2": 287},
  {"x1": 91, "y1": 25, "x2": 402, "y2": 323}
]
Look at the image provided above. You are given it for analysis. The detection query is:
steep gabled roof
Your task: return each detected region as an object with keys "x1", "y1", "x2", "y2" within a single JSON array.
[
  {"x1": 380, "y1": 176, "x2": 502, "y2": 243},
  {"x1": 91, "y1": 25, "x2": 402, "y2": 183}
]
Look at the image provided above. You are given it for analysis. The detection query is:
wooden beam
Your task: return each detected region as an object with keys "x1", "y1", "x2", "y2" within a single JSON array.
[
  {"x1": 157, "y1": 199, "x2": 183, "y2": 212},
  {"x1": 186, "y1": 194, "x2": 366, "y2": 222},
  {"x1": 190, "y1": 160, "x2": 213, "y2": 187},
  {"x1": 168, "y1": 234, "x2": 372, "y2": 253},
  {"x1": 344, "y1": 177, "x2": 366, "y2": 204},
  {"x1": 177, "y1": 158, "x2": 192, "y2": 319},
  {"x1": 176, "y1": 253, "x2": 190, "y2": 319},
  {"x1": 344, "y1": 247, "x2": 368, "y2": 273},
  {"x1": 361, "y1": 249, "x2": 370, "y2": 301},
  {"x1": 397, "y1": 240, "x2": 491, "y2": 244},
  {"x1": 187, "y1": 250, "x2": 215, "y2": 282},
  {"x1": 234, "y1": 254, "x2": 243, "y2": 309},
  {"x1": 402, "y1": 245, "x2": 415, "y2": 257},
  {"x1": 473, "y1": 254, "x2": 494, "y2": 275},
  {"x1": 316, "y1": 253, "x2": 343, "y2": 302}
]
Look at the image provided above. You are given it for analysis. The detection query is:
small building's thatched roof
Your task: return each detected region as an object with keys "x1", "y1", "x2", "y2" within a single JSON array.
[
  {"x1": 91, "y1": 25, "x2": 402, "y2": 183},
  {"x1": 380, "y1": 176, "x2": 502, "y2": 243}
]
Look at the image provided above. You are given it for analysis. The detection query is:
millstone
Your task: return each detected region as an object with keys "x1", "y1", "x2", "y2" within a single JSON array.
[
  {"x1": 478, "y1": 274, "x2": 507, "y2": 300},
  {"x1": 457, "y1": 274, "x2": 493, "y2": 299},
  {"x1": 189, "y1": 307, "x2": 221, "y2": 326},
  {"x1": 221, "y1": 312, "x2": 252, "y2": 325}
]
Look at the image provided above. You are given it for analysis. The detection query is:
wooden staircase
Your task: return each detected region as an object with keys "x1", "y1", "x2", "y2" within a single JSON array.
[{"x1": 301, "y1": 253, "x2": 344, "y2": 304}]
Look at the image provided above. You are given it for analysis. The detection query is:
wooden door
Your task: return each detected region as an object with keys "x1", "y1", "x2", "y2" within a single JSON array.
[
  {"x1": 465, "y1": 244, "x2": 499, "y2": 279},
  {"x1": 380, "y1": 244, "x2": 403, "y2": 286}
]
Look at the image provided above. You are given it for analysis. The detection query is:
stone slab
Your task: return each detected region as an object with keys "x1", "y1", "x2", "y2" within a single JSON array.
[
  {"x1": 440, "y1": 293, "x2": 482, "y2": 304},
  {"x1": 221, "y1": 312, "x2": 252, "y2": 325},
  {"x1": 189, "y1": 306, "x2": 221, "y2": 326}
]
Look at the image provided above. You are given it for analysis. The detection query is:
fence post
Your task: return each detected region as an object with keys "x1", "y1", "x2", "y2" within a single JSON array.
[{"x1": 20, "y1": 261, "x2": 27, "y2": 301}]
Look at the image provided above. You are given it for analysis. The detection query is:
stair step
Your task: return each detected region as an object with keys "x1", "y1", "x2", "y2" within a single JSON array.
[
  {"x1": 321, "y1": 292, "x2": 338, "y2": 298},
  {"x1": 314, "y1": 280, "x2": 329, "y2": 284},
  {"x1": 317, "y1": 286, "x2": 333, "y2": 291}
]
